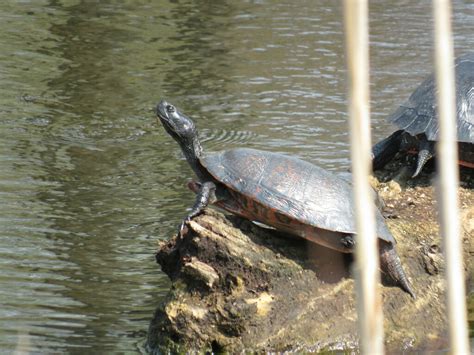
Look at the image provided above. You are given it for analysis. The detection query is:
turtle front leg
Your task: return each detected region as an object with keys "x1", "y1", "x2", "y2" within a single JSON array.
[{"x1": 178, "y1": 181, "x2": 216, "y2": 237}]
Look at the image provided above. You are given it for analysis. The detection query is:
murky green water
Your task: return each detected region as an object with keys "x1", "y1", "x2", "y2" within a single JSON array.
[{"x1": 0, "y1": 0, "x2": 472, "y2": 352}]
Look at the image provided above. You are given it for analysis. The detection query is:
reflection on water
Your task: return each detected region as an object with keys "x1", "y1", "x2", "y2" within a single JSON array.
[{"x1": 0, "y1": 0, "x2": 472, "y2": 352}]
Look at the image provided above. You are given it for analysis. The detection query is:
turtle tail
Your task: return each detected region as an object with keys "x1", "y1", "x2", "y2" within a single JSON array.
[
  {"x1": 379, "y1": 242, "x2": 416, "y2": 298},
  {"x1": 412, "y1": 138, "x2": 435, "y2": 177},
  {"x1": 372, "y1": 130, "x2": 403, "y2": 170}
]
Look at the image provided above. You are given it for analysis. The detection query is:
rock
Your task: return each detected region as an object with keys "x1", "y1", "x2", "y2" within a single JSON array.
[
  {"x1": 182, "y1": 257, "x2": 219, "y2": 289},
  {"x1": 462, "y1": 206, "x2": 474, "y2": 235},
  {"x1": 147, "y1": 178, "x2": 473, "y2": 353}
]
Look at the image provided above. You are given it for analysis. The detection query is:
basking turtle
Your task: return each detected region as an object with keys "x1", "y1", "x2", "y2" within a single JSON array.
[
  {"x1": 372, "y1": 53, "x2": 474, "y2": 177},
  {"x1": 156, "y1": 100, "x2": 415, "y2": 297}
]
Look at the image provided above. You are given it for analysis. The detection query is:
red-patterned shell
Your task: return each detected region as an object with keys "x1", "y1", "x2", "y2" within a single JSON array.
[{"x1": 201, "y1": 148, "x2": 395, "y2": 250}]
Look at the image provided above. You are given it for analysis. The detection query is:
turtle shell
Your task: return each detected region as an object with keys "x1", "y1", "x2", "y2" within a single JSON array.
[
  {"x1": 201, "y1": 148, "x2": 395, "y2": 244},
  {"x1": 389, "y1": 52, "x2": 474, "y2": 143}
]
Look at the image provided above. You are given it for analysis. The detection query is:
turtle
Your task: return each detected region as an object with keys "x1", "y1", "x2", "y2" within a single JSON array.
[
  {"x1": 372, "y1": 52, "x2": 474, "y2": 177},
  {"x1": 156, "y1": 99, "x2": 415, "y2": 298}
]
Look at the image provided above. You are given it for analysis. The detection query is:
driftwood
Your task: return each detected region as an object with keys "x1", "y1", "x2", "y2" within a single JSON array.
[{"x1": 147, "y1": 165, "x2": 473, "y2": 353}]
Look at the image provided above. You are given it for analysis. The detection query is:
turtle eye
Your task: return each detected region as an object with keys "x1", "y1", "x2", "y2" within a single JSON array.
[{"x1": 166, "y1": 105, "x2": 176, "y2": 113}]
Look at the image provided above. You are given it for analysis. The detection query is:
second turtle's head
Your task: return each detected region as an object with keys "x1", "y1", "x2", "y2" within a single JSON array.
[{"x1": 156, "y1": 100, "x2": 198, "y2": 146}]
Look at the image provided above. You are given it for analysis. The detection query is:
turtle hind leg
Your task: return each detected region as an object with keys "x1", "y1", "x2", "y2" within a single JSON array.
[
  {"x1": 412, "y1": 138, "x2": 435, "y2": 177},
  {"x1": 379, "y1": 242, "x2": 416, "y2": 298},
  {"x1": 372, "y1": 130, "x2": 404, "y2": 170},
  {"x1": 178, "y1": 181, "x2": 216, "y2": 237}
]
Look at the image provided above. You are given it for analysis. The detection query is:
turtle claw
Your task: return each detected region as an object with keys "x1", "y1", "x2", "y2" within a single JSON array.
[{"x1": 177, "y1": 217, "x2": 191, "y2": 238}]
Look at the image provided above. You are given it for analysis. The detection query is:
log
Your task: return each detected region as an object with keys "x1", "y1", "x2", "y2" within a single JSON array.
[{"x1": 146, "y1": 166, "x2": 473, "y2": 353}]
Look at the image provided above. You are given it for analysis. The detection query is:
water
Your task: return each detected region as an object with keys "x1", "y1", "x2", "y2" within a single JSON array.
[{"x1": 0, "y1": 0, "x2": 473, "y2": 352}]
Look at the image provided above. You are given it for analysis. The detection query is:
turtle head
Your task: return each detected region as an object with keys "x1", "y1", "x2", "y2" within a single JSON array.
[
  {"x1": 156, "y1": 99, "x2": 203, "y2": 164},
  {"x1": 156, "y1": 100, "x2": 198, "y2": 146}
]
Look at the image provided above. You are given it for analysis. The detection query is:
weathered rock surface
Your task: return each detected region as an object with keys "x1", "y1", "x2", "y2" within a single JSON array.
[{"x1": 147, "y1": 160, "x2": 473, "y2": 353}]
